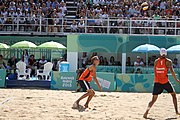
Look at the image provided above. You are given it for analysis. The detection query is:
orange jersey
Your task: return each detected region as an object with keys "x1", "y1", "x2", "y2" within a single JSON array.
[
  {"x1": 79, "y1": 68, "x2": 93, "y2": 82},
  {"x1": 154, "y1": 58, "x2": 169, "y2": 84}
]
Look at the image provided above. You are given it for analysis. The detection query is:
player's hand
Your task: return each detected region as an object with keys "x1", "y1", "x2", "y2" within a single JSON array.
[{"x1": 176, "y1": 79, "x2": 180, "y2": 84}]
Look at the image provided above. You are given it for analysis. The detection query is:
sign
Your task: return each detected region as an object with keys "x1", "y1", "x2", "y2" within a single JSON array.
[
  {"x1": 51, "y1": 72, "x2": 77, "y2": 90},
  {"x1": 0, "y1": 69, "x2": 6, "y2": 87},
  {"x1": 51, "y1": 72, "x2": 116, "y2": 92},
  {"x1": 90, "y1": 72, "x2": 115, "y2": 92}
]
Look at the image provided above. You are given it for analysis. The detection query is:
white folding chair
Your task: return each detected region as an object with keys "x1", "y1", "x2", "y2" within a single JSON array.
[
  {"x1": 37, "y1": 62, "x2": 53, "y2": 80},
  {"x1": 16, "y1": 61, "x2": 31, "y2": 80}
]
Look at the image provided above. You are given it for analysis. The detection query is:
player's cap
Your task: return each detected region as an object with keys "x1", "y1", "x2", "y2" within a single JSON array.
[
  {"x1": 137, "y1": 56, "x2": 141, "y2": 59},
  {"x1": 91, "y1": 56, "x2": 99, "y2": 63},
  {"x1": 160, "y1": 48, "x2": 167, "y2": 56}
]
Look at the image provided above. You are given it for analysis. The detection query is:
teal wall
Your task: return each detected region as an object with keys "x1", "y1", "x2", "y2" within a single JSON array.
[
  {"x1": 0, "y1": 36, "x2": 66, "y2": 46},
  {"x1": 0, "y1": 69, "x2": 6, "y2": 88},
  {"x1": 67, "y1": 34, "x2": 180, "y2": 53},
  {"x1": 51, "y1": 72, "x2": 180, "y2": 93},
  {"x1": 116, "y1": 74, "x2": 180, "y2": 93}
]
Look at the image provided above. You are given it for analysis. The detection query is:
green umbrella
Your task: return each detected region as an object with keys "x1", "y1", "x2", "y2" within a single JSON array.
[
  {"x1": 37, "y1": 41, "x2": 66, "y2": 62},
  {"x1": 11, "y1": 41, "x2": 37, "y2": 49},
  {"x1": 0, "y1": 43, "x2": 9, "y2": 49},
  {"x1": 37, "y1": 41, "x2": 66, "y2": 49}
]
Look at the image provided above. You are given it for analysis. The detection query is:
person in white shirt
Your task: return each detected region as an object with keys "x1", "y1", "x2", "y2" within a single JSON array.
[
  {"x1": 39, "y1": 56, "x2": 47, "y2": 69},
  {"x1": 93, "y1": 0, "x2": 100, "y2": 4},
  {"x1": 71, "y1": 20, "x2": 78, "y2": 32},
  {"x1": 134, "y1": 56, "x2": 145, "y2": 66},
  {"x1": 160, "y1": 1, "x2": 166, "y2": 10},
  {"x1": 59, "y1": 2, "x2": 67, "y2": 14},
  {"x1": 78, "y1": 18, "x2": 85, "y2": 33}
]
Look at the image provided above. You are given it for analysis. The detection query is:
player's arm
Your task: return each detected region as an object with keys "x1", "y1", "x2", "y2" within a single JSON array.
[
  {"x1": 168, "y1": 60, "x2": 180, "y2": 84},
  {"x1": 154, "y1": 59, "x2": 158, "y2": 77},
  {"x1": 92, "y1": 67, "x2": 102, "y2": 91}
]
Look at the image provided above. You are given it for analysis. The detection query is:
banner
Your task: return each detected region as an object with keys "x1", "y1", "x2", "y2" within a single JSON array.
[
  {"x1": 51, "y1": 72, "x2": 77, "y2": 90},
  {"x1": 51, "y1": 72, "x2": 116, "y2": 91},
  {"x1": 0, "y1": 69, "x2": 6, "y2": 88}
]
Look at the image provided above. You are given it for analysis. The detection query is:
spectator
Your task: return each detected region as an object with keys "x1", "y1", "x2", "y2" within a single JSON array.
[
  {"x1": 104, "y1": 57, "x2": 108, "y2": 65},
  {"x1": 99, "y1": 56, "x2": 104, "y2": 65},
  {"x1": 126, "y1": 57, "x2": 132, "y2": 66},
  {"x1": 28, "y1": 54, "x2": 36, "y2": 77},
  {"x1": 47, "y1": 10, "x2": 54, "y2": 32},
  {"x1": 46, "y1": 0, "x2": 52, "y2": 8},
  {"x1": 59, "y1": 2, "x2": 67, "y2": 14},
  {"x1": 135, "y1": 68, "x2": 142, "y2": 74},
  {"x1": 109, "y1": 56, "x2": 116, "y2": 65},
  {"x1": 39, "y1": 56, "x2": 47, "y2": 69},
  {"x1": 134, "y1": 56, "x2": 144, "y2": 67},
  {"x1": 78, "y1": 18, "x2": 85, "y2": 33},
  {"x1": 19, "y1": 56, "x2": 25, "y2": 63},
  {"x1": 7, "y1": 56, "x2": 17, "y2": 70},
  {"x1": 81, "y1": 52, "x2": 88, "y2": 68},
  {"x1": 22, "y1": 49, "x2": 29, "y2": 66},
  {"x1": 0, "y1": 55, "x2": 6, "y2": 69},
  {"x1": 173, "y1": 58, "x2": 180, "y2": 68},
  {"x1": 70, "y1": 20, "x2": 78, "y2": 32}
]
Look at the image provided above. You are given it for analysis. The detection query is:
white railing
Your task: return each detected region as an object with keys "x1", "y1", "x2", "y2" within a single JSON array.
[{"x1": 0, "y1": 17, "x2": 180, "y2": 35}]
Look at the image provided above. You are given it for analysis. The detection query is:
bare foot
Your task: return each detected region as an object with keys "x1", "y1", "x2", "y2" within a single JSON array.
[
  {"x1": 84, "y1": 104, "x2": 88, "y2": 109},
  {"x1": 176, "y1": 112, "x2": 180, "y2": 115},
  {"x1": 143, "y1": 111, "x2": 148, "y2": 119},
  {"x1": 72, "y1": 101, "x2": 79, "y2": 109}
]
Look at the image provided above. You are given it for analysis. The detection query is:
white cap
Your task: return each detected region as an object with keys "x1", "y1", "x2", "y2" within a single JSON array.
[
  {"x1": 160, "y1": 48, "x2": 167, "y2": 56},
  {"x1": 137, "y1": 56, "x2": 141, "y2": 59}
]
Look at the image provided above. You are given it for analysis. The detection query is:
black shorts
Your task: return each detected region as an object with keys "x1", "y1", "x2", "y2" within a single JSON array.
[
  {"x1": 153, "y1": 82, "x2": 174, "y2": 95},
  {"x1": 78, "y1": 80, "x2": 91, "y2": 92}
]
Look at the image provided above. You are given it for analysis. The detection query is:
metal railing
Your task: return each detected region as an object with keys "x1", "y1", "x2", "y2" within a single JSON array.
[{"x1": 0, "y1": 17, "x2": 180, "y2": 35}]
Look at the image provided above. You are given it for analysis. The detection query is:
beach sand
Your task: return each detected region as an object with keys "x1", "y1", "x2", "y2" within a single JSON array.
[{"x1": 0, "y1": 89, "x2": 179, "y2": 120}]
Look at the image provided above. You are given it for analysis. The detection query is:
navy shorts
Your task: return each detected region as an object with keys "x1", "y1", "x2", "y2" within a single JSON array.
[
  {"x1": 153, "y1": 82, "x2": 174, "y2": 95},
  {"x1": 78, "y1": 80, "x2": 91, "y2": 92}
]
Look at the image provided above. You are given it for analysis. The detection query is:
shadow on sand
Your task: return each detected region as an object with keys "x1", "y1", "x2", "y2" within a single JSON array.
[
  {"x1": 165, "y1": 117, "x2": 177, "y2": 120},
  {"x1": 144, "y1": 117, "x2": 155, "y2": 120},
  {"x1": 72, "y1": 105, "x2": 86, "y2": 112}
]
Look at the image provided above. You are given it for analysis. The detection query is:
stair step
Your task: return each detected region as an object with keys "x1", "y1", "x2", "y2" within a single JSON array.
[
  {"x1": 67, "y1": 10, "x2": 76, "y2": 13},
  {"x1": 66, "y1": 6, "x2": 77, "y2": 9},
  {"x1": 66, "y1": 16, "x2": 76, "y2": 19},
  {"x1": 66, "y1": 1, "x2": 75, "y2": 4}
]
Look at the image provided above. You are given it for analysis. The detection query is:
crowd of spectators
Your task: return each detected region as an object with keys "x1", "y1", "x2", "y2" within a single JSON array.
[
  {"x1": 77, "y1": 0, "x2": 180, "y2": 19},
  {"x1": 0, "y1": 0, "x2": 67, "y2": 32},
  {"x1": 72, "y1": 0, "x2": 180, "y2": 34},
  {"x1": 0, "y1": 0, "x2": 180, "y2": 34}
]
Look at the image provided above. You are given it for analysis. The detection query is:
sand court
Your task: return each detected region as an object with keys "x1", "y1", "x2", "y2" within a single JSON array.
[{"x1": 0, "y1": 89, "x2": 180, "y2": 120}]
